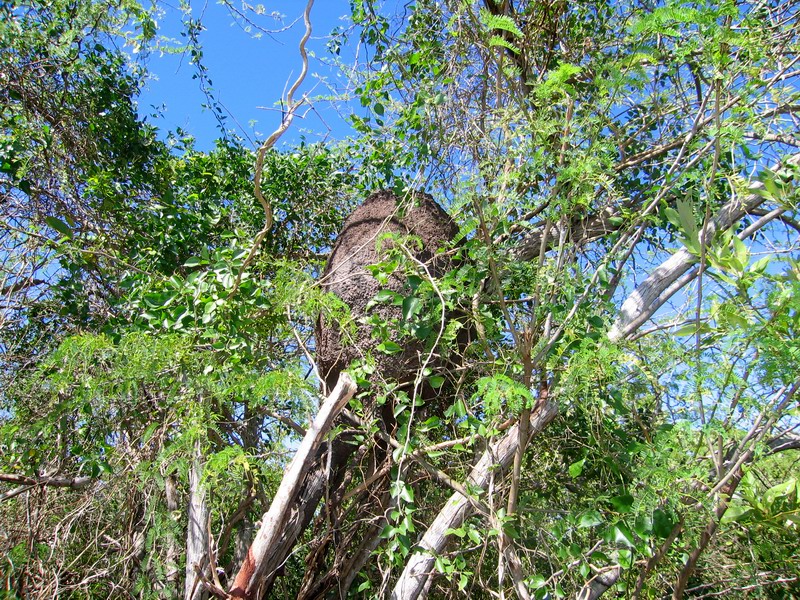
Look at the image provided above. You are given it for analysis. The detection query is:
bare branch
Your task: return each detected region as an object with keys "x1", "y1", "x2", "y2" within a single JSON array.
[
  {"x1": 768, "y1": 431, "x2": 800, "y2": 453},
  {"x1": 229, "y1": 372, "x2": 357, "y2": 600},
  {"x1": 392, "y1": 393, "x2": 558, "y2": 600},
  {"x1": 577, "y1": 566, "x2": 622, "y2": 600},
  {"x1": 0, "y1": 472, "x2": 93, "y2": 493},
  {"x1": 229, "y1": 0, "x2": 315, "y2": 296},
  {"x1": 609, "y1": 153, "x2": 800, "y2": 342}
]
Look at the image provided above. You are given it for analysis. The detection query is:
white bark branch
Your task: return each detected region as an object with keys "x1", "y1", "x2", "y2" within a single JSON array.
[
  {"x1": 0, "y1": 472, "x2": 94, "y2": 502},
  {"x1": 391, "y1": 397, "x2": 558, "y2": 600},
  {"x1": 0, "y1": 472, "x2": 93, "y2": 489},
  {"x1": 229, "y1": 0, "x2": 315, "y2": 296},
  {"x1": 229, "y1": 372, "x2": 357, "y2": 600},
  {"x1": 185, "y1": 438, "x2": 210, "y2": 600},
  {"x1": 609, "y1": 153, "x2": 800, "y2": 342}
]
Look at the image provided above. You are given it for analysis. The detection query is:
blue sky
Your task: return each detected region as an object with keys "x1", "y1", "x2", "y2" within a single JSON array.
[{"x1": 137, "y1": 1, "x2": 357, "y2": 150}]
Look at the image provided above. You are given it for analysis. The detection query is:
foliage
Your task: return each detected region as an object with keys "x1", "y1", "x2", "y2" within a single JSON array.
[{"x1": 2, "y1": 0, "x2": 800, "y2": 598}]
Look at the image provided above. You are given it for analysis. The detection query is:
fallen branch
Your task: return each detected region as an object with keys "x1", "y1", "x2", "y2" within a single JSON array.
[{"x1": 228, "y1": 371, "x2": 357, "y2": 600}]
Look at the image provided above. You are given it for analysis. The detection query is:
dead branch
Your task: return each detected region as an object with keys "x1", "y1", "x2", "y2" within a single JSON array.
[{"x1": 228, "y1": 371, "x2": 357, "y2": 600}]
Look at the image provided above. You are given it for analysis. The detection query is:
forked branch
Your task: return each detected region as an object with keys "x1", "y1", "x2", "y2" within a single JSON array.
[{"x1": 609, "y1": 153, "x2": 800, "y2": 342}]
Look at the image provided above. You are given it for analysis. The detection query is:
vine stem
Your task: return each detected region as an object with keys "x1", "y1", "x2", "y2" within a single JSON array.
[{"x1": 229, "y1": 0, "x2": 314, "y2": 297}]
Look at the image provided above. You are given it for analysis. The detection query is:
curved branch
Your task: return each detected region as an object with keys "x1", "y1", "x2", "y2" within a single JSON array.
[
  {"x1": 512, "y1": 206, "x2": 621, "y2": 262},
  {"x1": 768, "y1": 431, "x2": 800, "y2": 453},
  {"x1": 229, "y1": 0, "x2": 315, "y2": 296},
  {"x1": 609, "y1": 153, "x2": 800, "y2": 342},
  {"x1": 252, "y1": 0, "x2": 314, "y2": 232},
  {"x1": 578, "y1": 566, "x2": 622, "y2": 600}
]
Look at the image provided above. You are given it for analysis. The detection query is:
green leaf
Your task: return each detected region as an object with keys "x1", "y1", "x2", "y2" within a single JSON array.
[
  {"x1": 764, "y1": 478, "x2": 797, "y2": 509},
  {"x1": 402, "y1": 296, "x2": 422, "y2": 320},
  {"x1": 731, "y1": 236, "x2": 749, "y2": 270},
  {"x1": 569, "y1": 458, "x2": 586, "y2": 478},
  {"x1": 634, "y1": 514, "x2": 653, "y2": 538},
  {"x1": 749, "y1": 255, "x2": 771, "y2": 274},
  {"x1": 652, "y1": 509, "x2": 675, "y2": 538},
  {"x1": 488, "y1": 35, "x2": 520, "y2": 54},
  {"x1": 618, "y1": 549, "x2": 633, "y2": 568},
  {"x1": 448, "y1": 399, "x2": 467, "y2": 419},
  {"x1": 429, "y1": 375, "x2": 445, "y2": 389},
  {"x1": 578, "y1": 510, "x2": 603, "y2": 528},
  {"x1": 141, "y1": 422, "x2": 159, "y2": 445},
  {"x1": 184, "y1": 256, "x2": 204, "y2": 267},
  {"x1": 374, "y1": 289, "x2": 400, "y2": 303},
  {"x1": 411, "y1": 323, "x2": 432, "y2": 339},
  {"x1": 479, "y1": 8, "x2": 523, "y2": 38},
  {"x1": 459, "y1": 573, "x2": 469, "y2": 591},
  {"x1": 720, "y1": 504, "x2": 753, "y2": 523},
  {"x1": 606, "y1": 521, "x2": 635, "y2": 548},
  {"x1": 377, "y1": 340, "x2": 403, "y2": 354},
  {"x1": 446, "y1": 527, "x2": 466, "y2": 538},
  {"x1": 609, "y1": 494, "x2": 634, "y2": 513},
  {"x1": 45, "y1": 216, "x2": 73, "y2": 239},
  {"x1": 588, "y1": 315, "x2": 605, "y2": 329},
  {"x1": 467, "y1": 528, "x2": 482, "y2": 544},
  {"x1": 664, "y1": 206, "x2": 681, "y2": 229}
]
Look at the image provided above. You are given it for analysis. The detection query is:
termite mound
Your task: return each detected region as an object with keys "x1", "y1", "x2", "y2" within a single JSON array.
[{"x1": 316, "y1": 189, "x2": 461, "y2": 405}]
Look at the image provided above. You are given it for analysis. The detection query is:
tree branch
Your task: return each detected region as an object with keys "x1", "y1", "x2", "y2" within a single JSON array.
[
  {"x1": 0, "y1": 472, "x2": 93, "y2": 493},
  {"x1": 511, "y1": 206, "x2": 620, "y2": 262},
  {"x1": 577, "y1": 566, "x2": 622, "y2": 600},
  {"x1": 228, "y1": 371, "x2": 357, "y2": 600},
  {"x1": 767, "y1": 431, "x2": 800, "y2": 453},
  {"x1": 229, "y1": 0, "x2": 315, "y2": 297},
  {"x1": 391, "y1": 393, "x2": 558, "y2": 600},
  {"x1": 609, "y1": 153, "x2": 800, "y2": 342}
]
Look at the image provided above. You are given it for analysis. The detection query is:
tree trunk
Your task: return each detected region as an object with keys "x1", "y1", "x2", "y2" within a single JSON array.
[{"x1": 185, "y1": 439, "x2": 209, "y2": 600}]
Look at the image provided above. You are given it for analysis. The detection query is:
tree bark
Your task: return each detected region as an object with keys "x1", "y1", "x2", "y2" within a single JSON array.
[
  {"x1": 164, "y1": 474, "x2": 181, "y2": 597},
  {"x1": 0, "y1": 472, "x2": 93, "y2": 489},
  {"x1": 609, "y1": 153, "x2": 800, "y2": 342},
  {"x1": 228, "y1": 372, "x2": 357, "y2": 600},
  {"x1": 391, "y1": 395, "x2": 558, "y2": 600},
  {"x1": 513, "y1": 206, "x2": 621, "y2": 262},
  {"x1": 185, "y1": 439, "x2": 209, "y2": 600},
  {"x1": 577, "y1": 567, "x2": 621, "y2": 600}
]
